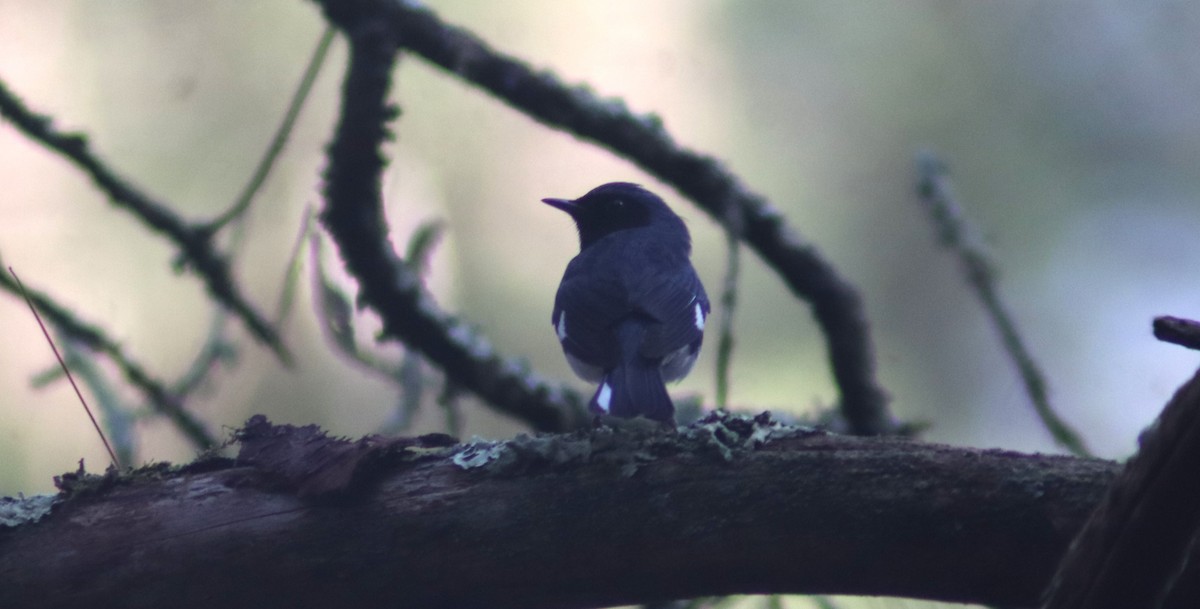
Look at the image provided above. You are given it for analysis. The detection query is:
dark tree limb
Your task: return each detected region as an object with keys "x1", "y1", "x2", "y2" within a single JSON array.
[
  {"x1": 0, "y1": 79, "x2": 289, "y2": 364},
  {"x1": 4, "y1": 414, "x2": 1196, "y2": 609},
  {"x1": 1042, "y1": 365, "x2": 1200, "y2": 609},
  {"x1": 1153, "y1": 316, "x2": 1200, "y2": 351},
  {"x1": 314, "y1": 5, "x2": 587, "y2": 432},
  {"x1": 340, "y1": 0, "x2": 893, "y2": 436}
]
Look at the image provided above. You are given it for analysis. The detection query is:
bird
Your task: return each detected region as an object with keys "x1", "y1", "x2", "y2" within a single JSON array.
[{"x1": 543, "y1": 182, "x2": 709, "y2": 423}]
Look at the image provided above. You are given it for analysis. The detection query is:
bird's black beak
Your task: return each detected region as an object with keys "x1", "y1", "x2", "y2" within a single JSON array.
[{"x1": 542, "y1": 197, "x2": 578, "y2": 215}]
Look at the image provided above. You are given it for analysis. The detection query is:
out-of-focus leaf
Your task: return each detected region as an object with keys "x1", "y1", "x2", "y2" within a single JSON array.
[{"x1": 310, "y1": 232, "x2": 357, "y2": 356}]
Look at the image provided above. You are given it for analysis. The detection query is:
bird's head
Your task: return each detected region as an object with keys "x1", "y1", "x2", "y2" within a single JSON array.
[{"x1": 543, "y1": 182, "x2": 684, "y2": 249}]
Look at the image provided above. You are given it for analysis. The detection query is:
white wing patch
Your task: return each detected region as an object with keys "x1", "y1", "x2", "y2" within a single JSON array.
[
  {"x1": 556, "y1": 311, "x2": 568, "y2": 342},
  {"x1": 694, "y1": 302, "x2": 706, "y2": 331},
  {"x1": 596, "y1": 382, "x2": 613, "y2": 413}
]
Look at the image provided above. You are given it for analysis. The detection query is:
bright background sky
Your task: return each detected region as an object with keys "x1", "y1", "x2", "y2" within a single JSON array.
[{"x1": 2, "y1": 0, "x2": 1198, "y2": 535}]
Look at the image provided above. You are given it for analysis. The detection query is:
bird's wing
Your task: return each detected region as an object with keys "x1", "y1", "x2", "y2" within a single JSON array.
[
  {"x1": 552, "y1": 259, "x2": 626, "y2": 369},
  {"x1": 554, "y1": 234, "x2": 709, "y2": 365},
  {"x1": 628, "y1": 263, "x2": 709, "y2": 359}
]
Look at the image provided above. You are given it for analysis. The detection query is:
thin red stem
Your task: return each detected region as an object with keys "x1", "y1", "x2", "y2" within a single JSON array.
[{"x1": 8, "y1": 266, "x2": 121, "y2": 469}]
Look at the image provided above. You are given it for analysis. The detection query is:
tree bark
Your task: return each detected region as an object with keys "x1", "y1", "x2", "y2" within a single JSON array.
[{"x1": 1, "y1": 415, "x2": 1189, "y2": 609}]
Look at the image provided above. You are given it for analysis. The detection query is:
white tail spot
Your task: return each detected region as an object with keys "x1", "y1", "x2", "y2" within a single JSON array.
[{"x1": 596, "y1": 382, "x2": 613, "y2": 413}]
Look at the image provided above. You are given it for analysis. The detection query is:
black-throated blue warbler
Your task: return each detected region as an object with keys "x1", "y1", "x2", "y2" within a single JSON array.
[{"x1": 544, "y1": 182, "x2": 709, "y2": 423}]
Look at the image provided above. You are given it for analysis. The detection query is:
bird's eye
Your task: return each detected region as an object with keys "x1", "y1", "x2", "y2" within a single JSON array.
[{"x1": 613, "y1": 199, "x2": 625, "y2": 208}]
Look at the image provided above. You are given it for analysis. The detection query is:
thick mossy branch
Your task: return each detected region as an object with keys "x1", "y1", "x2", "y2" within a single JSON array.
[{"x1": 5, "y1": 413, "x2": 1195, "y2": 609}]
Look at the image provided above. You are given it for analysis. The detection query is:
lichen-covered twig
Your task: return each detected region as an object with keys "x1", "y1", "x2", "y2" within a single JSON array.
[
  {"x1": 916, "y1": 152, "x2": 1090, "y2": 457},
  {"x1": 0, "y1": 79, "x2": 288, "y2": 364},
  {"x1": 714, "y1": 225, "x2": 741, "y2": 410}
]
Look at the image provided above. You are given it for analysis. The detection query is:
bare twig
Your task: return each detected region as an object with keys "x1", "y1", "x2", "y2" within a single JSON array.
[
  {"x1": 312, "y1": 9, "x2": 587, "y2": 432},
  {"x1": 0, "y1": 79, "x2": 289, "y2": 363},
  {"x1": 1042, "y1": 366, "x2": 1200, "y2": 609},
  {"x1": 364, "y1": 0, "x2": 893, "y2": 436},
  {"x1": 916, "y1": 151, "x2": 1091, "y2": 457},
  {"x1": 715, "y1": 216, "x2": 741, "y2": 409},
  {"x1": 1153, "y1": 316, "x2": 1200, "y2": 351},
  {"x1": 8, "y1": 267, "x2": 121, "y2": 469},
  {"x1": 206, "y1": 26, "x2": 337, "y2": 232}
]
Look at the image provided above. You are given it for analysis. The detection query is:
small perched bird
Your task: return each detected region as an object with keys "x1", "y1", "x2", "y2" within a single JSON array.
[{"x1": 544, "y1": 182, "x2": 709, "y2": 423}]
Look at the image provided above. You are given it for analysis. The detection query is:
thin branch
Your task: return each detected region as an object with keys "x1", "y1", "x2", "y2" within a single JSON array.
[
  {"x1": 0, "y1": 258, "x2": 217, "y2": 448},
  {"x1": 366, "y1": 0, "x2": 893, "y2": 436},
  {"x1": 205, "y1": 26, "x2": 337, "y2": 232},
  {"x1": 8, "y1": 267, "x2": 121, "y2": 469},
  {"x1": 0, "y1": 78, "x2": 289, "y2": 364},
  {"x1": 915, "y1": 151, "x2": 1091, "y2": 457},
  {"x1": 1042, "y1": 365, "x2": 1200, "y2": 608},
  {"x1": 714, "y1": 224, "x2": 741, "y2": 409},
  {"x1": 313, "y1": 7, "x2": 587, "y2": 432},
  {"x1": 1153, "y1": 315, "x2": 1200, "y2": 351}
]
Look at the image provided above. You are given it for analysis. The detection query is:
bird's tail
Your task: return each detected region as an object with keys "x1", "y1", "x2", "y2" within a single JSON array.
[{"x1": 588, "y1": 320, "x2": 675, "y2": 422}]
